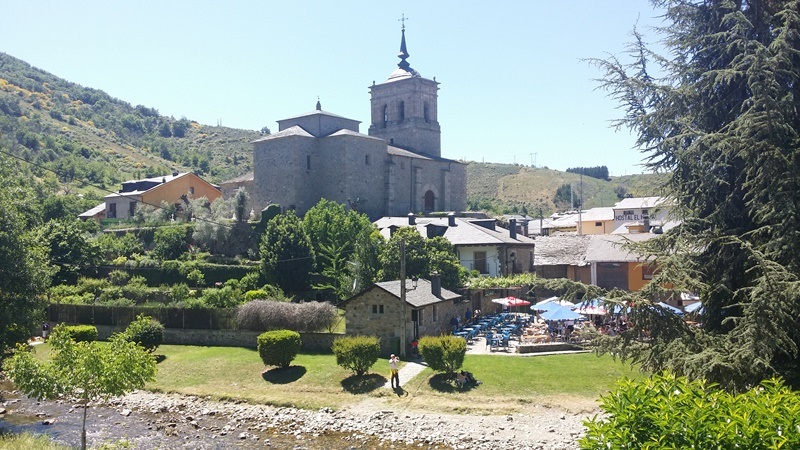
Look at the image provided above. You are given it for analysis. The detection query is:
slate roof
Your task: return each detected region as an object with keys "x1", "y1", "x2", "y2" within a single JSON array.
[
  {"x1": 251, "y1": 125, "x2": 314, "y2": 143},
  {"x1": 78, "y1": 202, "x2": 106, "y2": 218},
  {"x1": 614, "y1": 196, "x2": 666, "y2": 210},
  {"x1": 373, "y1": 279, "x2": 461, "y2": 307},
  {"x1": 585, "y1": 233, "x2": 658, "y2": 262},
  {"x1": 374, "y1": 216, "x2": 536, "y2": 247},
  {"x1": 533, "y1": 235, "x2": 591, "y2": 266},
  {"x1": 221, "y1": 171, "x2": 254, "y2": 185}
]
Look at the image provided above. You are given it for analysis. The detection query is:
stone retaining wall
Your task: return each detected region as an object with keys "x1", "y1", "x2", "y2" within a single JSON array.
[
  {"x1": 515, "y1": 343, "x2": 584, "y2": 354},
  {"x1": 95, "y1": 325, "x2": 341, "y2": 351}
]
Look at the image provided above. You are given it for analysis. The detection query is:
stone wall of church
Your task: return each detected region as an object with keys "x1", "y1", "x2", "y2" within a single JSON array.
[{"x1": 253, "y1": 135, "x2": 317, "y2": 214}]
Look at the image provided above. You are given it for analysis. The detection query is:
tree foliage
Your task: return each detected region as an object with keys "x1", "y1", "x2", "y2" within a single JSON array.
[
  {"x1": 590, "y1": 0, "x2": 800, "y2": 391},
  {"x1": 260, "y1": 210, "x2": 315, "y2": 293},
  {"x1": 37, "y1": 218, "x2": 101, "y2": 285},
  {"x1": 378, "y1": 227, "x2": 465, "y2": 290},
  {"x1": 0, "y1": 190, "x2": 50, "y2": 358},
  {"x1": 302, "y1": 199, "x2": 379, "y2": 300},
  {"x1": 3, "y1": 326, "x2": 157, "y2": 450},
  {"x1": 566, "y1": 165, "x2": 609, "y2": 181}
]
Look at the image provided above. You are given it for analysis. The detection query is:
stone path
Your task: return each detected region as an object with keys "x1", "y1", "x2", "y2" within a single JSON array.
[{"x1": 384, "y1": 359, "x2": 428, "y2": 389}]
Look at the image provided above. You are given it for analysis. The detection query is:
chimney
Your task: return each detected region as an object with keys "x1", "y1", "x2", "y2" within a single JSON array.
[
  {"x1": 430, "y1": 272, "x2": 441, "y2": 298},
  {"x1": 509, "y1": 218, "x2": 517, "y2": 239},
  {"x1": 448, "y1": 212, "x2": 456, "y2": 227},
  {"x1": 408, "y1": 212, "x2": 416, "y2": 225},
  {"x1": 172, "y1": 171, "x2": 179, "y2": 177}
]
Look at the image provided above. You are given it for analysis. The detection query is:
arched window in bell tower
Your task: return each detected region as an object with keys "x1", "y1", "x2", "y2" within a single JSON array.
[
  {"x1": 423, "y1": 103, "x2": 430, "y2": 123},
  {"x1": 424, "y1": 190, "x2": 436, "y2": 212},
  {"x1": 398, "y1": 101, "x2": 405, "y2": 123},
  {"x1": 382, "y1": 105, "x2": 388, "y2": 128}
]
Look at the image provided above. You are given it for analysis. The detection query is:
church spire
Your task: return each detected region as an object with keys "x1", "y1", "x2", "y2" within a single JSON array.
[{"x1": 397, "y1": 14, "x2": 411, "y2": 71}]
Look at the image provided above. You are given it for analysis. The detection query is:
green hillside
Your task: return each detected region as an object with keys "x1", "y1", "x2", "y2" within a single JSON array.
[
  {"x1": 0, "y1": 52, "x2": 259, "y2": 196},
  {"x1": 466, "y1": 162, "x2": 668, "y2": 215}
]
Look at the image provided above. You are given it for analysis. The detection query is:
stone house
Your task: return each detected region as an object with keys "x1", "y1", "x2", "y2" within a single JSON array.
[
  {"x1": 374, "y1": 214, "x2": 536, "y2": 278},
  {"x1": 80, "y1": 172, "x2": 221, "y2": 222},
  {"x1": 225, "y1": 27, "x2": 466, "y2": 220},
  {"x1": 340, "y1": 276, "x2": 464, "y2": 357}
]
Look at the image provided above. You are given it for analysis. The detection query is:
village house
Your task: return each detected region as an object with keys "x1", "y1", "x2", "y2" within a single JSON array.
[
  {"x1": 374, "y1": 214, "x2": 536, "y2": 277},
  {"x1": 340, "y1": 275, "x2": 464, "y2": 356},
  {"x1": 79, "y1": 172, "x2": 221, "y2": 223}
]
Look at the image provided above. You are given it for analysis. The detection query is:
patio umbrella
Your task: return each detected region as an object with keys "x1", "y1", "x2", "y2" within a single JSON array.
[
  {"x1": 540, "y1": 305, "x2": 584, "y2": 321},
  {"x1": 684, "y1": 301, "x2": 704, "y2": 314},
  {"x1": 532, "y1": 297, "x2": 575, "y2": 312},
  {"x1": 656, "y1": 301, "x2": 684, "y2": 315}
]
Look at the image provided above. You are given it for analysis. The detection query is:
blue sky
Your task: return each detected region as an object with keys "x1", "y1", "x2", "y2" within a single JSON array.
[{"x1": 1, "y1": 1, "x2": 666, "y2": 176}]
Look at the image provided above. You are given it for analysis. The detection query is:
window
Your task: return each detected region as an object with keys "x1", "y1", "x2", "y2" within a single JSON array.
[
  {"x1": 642, "y1": 209, "x2": 650, "y2": 219},
  {"x1": 306, "y1": 155, "x2": 311, "y2": 170},
  {"x1": 474, "y1": 251, "x2": 487, "y2": 274},
  {"x1": 108, "y1": 203, "x2": 117, "y2": 218},
  {"x1": 189, "y1": 186, "x2": 195, "y2": 195},
  {"x1": 382, "y1": 105, "x2": 388, "y2": 128},
  {"x1": 128, "y1": 201, "x2": 137, "y2": 217},
  {"x1": 432, "y1": 304, "x2": 438, "y2": 322},
  {"x1": 623, "y1": 210, "x2": 634, "y2": 216},
  {"x1": 595, "y1": 221, "x2": 602, "y2": 226},
  {"x1": 365, "y1": 154, "x2": 370, "y2": 165},
  {"x1": 424, "y1": 103, "x2": 430, "y2": 123},
  {"x1": 398, "y1": 101, "x2": 405, "y2": 122},
  {"x1": 371, "y1": 304, "x2": 385, "y2": 314}
]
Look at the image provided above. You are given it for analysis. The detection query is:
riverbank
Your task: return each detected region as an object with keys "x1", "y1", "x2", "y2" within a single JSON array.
[{"x1": 1, "y1": 386, "x2": 590, "y2": 449}]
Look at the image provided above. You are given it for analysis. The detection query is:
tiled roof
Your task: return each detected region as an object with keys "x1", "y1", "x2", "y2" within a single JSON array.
[
  {"x1": 374, "y1": 216, "x2": 536, "y2": 247},
  {"x1": 374, "y1": 279, "x2": 461, "y2": 307},
  {"x1": 220, "y1": 171, "x2": 254, "y2": 185}
]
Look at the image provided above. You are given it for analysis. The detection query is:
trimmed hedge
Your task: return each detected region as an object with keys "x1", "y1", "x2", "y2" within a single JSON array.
[
  {"x1": 418, "y1": 335, "x2": 466, "y2": 376},
  {"x1": 257, "y1": 330, "x2": 301, "y2": 368},
  {"x1": 57, "y1": 324, "x2": 98, "y2": 342},
  {"x1": 118, "y1": 314, "x2": 164, "y2": 352},
  {"x1": 331, "y1": 335, "x2": 380, "y2": 376}
]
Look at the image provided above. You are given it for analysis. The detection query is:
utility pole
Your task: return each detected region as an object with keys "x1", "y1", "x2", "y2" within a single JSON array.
[
  {"x1": 399, "y1": 239, "x2": 407, "y2": 357},
  {"x1": 578, "y1": 173, "x2": 584, "y2": 235}
]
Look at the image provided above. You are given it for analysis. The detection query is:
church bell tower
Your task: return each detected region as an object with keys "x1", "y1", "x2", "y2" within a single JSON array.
[{"x1": 368, "y1": 22, "x2": 441, "y2": 157}]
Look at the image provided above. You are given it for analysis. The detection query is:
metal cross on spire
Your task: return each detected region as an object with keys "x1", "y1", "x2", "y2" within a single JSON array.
[{"x1": 398, "y1": 14, "x2": 409, "y2": 30}]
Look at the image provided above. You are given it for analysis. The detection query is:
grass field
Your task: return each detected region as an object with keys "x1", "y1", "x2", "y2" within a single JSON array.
[{"x1": 31, "y1": 343, "x2": 643, "y2": 415}]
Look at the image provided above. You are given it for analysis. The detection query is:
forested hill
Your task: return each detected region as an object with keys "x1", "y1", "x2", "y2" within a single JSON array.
[{"x1": 0, "y1": 52, "x2": 260, "y2": 193}]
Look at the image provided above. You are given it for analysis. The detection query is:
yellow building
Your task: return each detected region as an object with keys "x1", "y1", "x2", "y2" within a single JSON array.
[{"x1": 101, "y1": 172, "x2": 221, "y2": 220}]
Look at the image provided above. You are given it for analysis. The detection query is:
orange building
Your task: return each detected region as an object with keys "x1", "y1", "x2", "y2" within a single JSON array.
[{"x1": 101, "y1": 172, "x2": 221, "y2": 220}]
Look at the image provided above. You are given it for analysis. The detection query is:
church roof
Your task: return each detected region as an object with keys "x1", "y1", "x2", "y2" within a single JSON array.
[
  {"x1": 279, "y1": 108, "x2": 358, "y2": 123},
  {"x1": 388, "y1": 145, "x2": 463, "y2": 164},
  {"x1": 251, "y1": 125, "x2": 314, "y2": 143}
]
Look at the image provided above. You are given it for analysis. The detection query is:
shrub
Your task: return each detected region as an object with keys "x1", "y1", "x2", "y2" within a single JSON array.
[
  {"x1": 244, "y1": 289, "x2": 269, "y2": 302},
  {"x1": 580, "y1": 373, "x2": 800, "y2": 450},
  {"x1": 56, "y1": 324, "x2": 98, "y2": 342},
  {"x1": 331, "y1": 335, "x2": 380, "y2": 376},
  {"x1": 237, "y1": 300, "x2": 337, "y2": 331},
  {"x1": 170, "y1": 283, "x2": 191, "y2": 302},
  {"x1": 257, "y1": 330, "x2": 301, "y2": 368},
  {"x1": 418, "y1": 335, "x2": 466, "y2": 376},
  {"x1": 199, "y1": 286, "x2": 242, "y2": 308},
  {"x1": 108, "y1": 270, "x2": 131, "y2": 286},
  {"x1": 118, "y1": 314, "x2": 164, "y2": 352}
]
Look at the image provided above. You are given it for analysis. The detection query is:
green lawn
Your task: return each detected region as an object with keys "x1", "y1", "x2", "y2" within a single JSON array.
[{"x1": 31, "y1": 343, "x2": 643, "y2": 414}]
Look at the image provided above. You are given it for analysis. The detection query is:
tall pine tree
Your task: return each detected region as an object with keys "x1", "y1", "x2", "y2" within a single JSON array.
[{"x1": 591, "y1": 0, "x2": 800, "y2": 391}]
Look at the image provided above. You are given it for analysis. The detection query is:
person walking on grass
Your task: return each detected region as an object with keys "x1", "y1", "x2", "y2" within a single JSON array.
[{"x1": 389, "y1": 354, "x2": 400, "y2": 389}]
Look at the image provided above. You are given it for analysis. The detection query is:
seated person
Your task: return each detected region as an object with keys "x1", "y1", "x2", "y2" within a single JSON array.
[{"x1": 456, "y1": 371, "x2": 467, "y2": 388}]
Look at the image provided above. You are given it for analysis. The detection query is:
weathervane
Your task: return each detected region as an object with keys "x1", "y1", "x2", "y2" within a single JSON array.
[{"x1": 399, "y1": 14, "x2": 408, "y2": 30}]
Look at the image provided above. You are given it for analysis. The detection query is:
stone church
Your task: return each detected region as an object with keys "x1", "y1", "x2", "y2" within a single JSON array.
[{"x1": 240, "y1": 27, "x2": 467, "y2": 219}]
